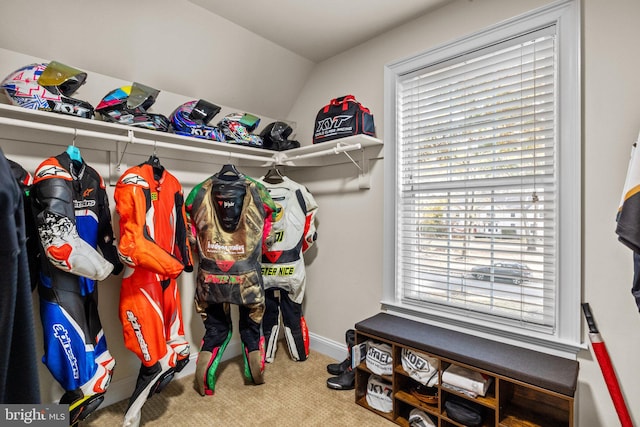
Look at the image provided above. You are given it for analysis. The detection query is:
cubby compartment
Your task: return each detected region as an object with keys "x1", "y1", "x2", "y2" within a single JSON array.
[
  {"x1": 394, "y1": 373, "x2": 440, "y2": 417},
  {"x1": 441, "y1": 401, "x2": 496, "y2": 427},
  {"x1": 498, "y1": 381, "x2": 572, "y2": 427},
  {"x1": 396, "y1": 399, "x2": 439, "y2": 427},
  {"x1": 441, "y1": 363, "x2": 497, "y2": 410}
]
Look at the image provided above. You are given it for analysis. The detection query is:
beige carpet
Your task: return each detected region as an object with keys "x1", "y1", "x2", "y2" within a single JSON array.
[{"x1": 82, "y1": 343, "x2": 392, "y2": 427}]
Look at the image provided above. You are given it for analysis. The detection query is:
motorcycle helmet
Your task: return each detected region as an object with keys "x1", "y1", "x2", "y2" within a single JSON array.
[
  {"x1": 259, "y1": 121, "x2": 300, "y2": 151},
  {"x1": 1, "y1": 61, "x2": 94, "y2": 119},
  {"x1": 169, "y1": 99, "x2": 225, "y2": 141},
  {"x1": 95, "y1": 82, "x2": 170, "y2": 132},
  {"x1": 217, "y1": 112, "x2": 263, "y2": 147}
]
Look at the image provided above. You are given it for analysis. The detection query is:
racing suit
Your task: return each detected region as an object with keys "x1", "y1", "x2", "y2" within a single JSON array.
[
  {"x1": 114, "y1": 159, "x2": 193, "y2": 427},
  {"x1": 258, "y1": 176, "x2": 318, "y2": 362},
  {"x1": 31, "y1": 151, "x2": 122, "y2": 423},
  {"x1": 186, "y1": 169, "x2": 275, "y2": 395}
]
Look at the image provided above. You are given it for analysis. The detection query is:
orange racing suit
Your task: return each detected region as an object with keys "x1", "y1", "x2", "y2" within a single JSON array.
[{"x1": 114, "y1": 160, "x2": 193, "y2": 371}]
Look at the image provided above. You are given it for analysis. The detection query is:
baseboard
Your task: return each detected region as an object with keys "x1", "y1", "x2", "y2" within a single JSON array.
[
  {"x1": 309, "y1": 332, "x2": 347, "y2": 362},
  {"x1": 99, "y1": 334, "x2": 344, "y2": 409}
]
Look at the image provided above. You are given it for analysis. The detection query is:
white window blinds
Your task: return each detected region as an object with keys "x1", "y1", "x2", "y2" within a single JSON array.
[{"x1": 396, "y1": 26, "x2": 557, "y2": 332}]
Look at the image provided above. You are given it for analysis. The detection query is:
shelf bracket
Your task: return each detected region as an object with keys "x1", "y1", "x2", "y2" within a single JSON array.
[
  {"x1": 335, "y1": 143, "x2": 369, "y2": 190},
  {"x1": 108, "y1": 140, "x2": 128, "y2": 186},
  {"x1": 357, "y1": 148, "x2": 371, "y2": 190}
]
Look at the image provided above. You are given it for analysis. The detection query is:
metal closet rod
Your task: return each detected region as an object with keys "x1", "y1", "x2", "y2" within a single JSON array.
[
  {"x1": 0, "y1": 116, "x2": 269, "y2": 163},
  {"x1": 0, "y1": 116, "x2": 363, "y2": 165},
  {"x1": 280, "y1": 142, "x2": 362, "y2": 162}
]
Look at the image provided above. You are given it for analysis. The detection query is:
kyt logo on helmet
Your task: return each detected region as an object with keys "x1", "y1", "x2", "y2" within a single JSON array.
[
  {"x1": 1, "y1": 61, "x2": 95, "y2": 119},
  {"x1": 169, "y1": 99, "x2": 225, "y2": 142}
]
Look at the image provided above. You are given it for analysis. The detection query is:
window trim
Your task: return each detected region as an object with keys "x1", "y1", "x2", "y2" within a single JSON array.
[{"x1": 382, "y1": 0, "x2": 582, "y2": 357}]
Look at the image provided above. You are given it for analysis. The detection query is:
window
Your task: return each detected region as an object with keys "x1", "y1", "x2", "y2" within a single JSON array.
[{"x1": 382, "y1": 0, "x2": 580, "y2": 354}]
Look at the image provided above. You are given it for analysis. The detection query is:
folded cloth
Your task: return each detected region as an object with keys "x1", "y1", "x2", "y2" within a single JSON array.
[
  {"x1": 442, "y1": 364, "x2": 493, "y2": 397},
  {"x1": 441, "y1": 382, "x2": 478, "y2": 398}
]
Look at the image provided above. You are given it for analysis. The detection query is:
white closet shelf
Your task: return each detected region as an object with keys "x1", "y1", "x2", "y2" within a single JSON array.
[{"x1": 0, "y1": 103, "x2": 383, "y2": 188}]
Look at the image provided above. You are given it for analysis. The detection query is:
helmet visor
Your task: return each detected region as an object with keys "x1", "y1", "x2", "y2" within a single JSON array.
[
  {"x1": 38, "y1": 61, "x2": 87, "y2": 95},
  {"x1": 238, "y1": 113, "x2": 260, "y2": 132},
  {"x1": 189, "y1": 99, "x2": 221, "y2": 124},
  {"x1": 127, "y1": 82, "x2": 160, "y2": 110}
]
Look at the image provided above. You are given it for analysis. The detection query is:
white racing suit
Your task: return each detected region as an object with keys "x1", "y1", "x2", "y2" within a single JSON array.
[{"x1": 258, "y1": 176, "x2": 318, "y2": 362}]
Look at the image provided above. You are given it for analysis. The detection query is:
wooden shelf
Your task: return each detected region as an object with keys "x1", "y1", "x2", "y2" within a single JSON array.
[{"x1": 0, "y1": 103, "x2": 383, "y2": 187}]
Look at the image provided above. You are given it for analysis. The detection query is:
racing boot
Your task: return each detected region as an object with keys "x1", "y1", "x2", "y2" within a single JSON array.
[
  {"x1": 326, "y1": 366, "x2": 355, "y2": 390},
  {"x1": 326, "y1": 329, "x2": 355, "y2": 375},
  {"x1": 327, "y1": 357, "x2": 351, "y2": 375},
  {"x1": 194, "y1": 330, "x2": 232, "y2": 396},
  {"x1": 242, "y1": 338, "x2": 265, "y2": 385},
  {"x1": 64, "y1": 351, "x2": 116, "y2": 425},
  {"x1": 123, "y1": 350, "x2": 175, "y2": 427},
  {"x1": 62, "y1": 389, "x2": 105, "y2": 426}
]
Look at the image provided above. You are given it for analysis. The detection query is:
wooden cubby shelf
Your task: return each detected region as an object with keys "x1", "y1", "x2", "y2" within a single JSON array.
[{"x1": 354, "y1": 313, "x2": 578, "y2": 427}]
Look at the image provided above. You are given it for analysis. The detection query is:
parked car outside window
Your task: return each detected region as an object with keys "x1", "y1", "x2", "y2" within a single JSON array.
[{"x1": 470, "y1": 262, "x2": 531, "y2": 285}]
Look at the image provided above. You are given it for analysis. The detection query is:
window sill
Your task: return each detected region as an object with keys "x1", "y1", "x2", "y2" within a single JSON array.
[{"x1": 380, "y1": 300, "x2": 585, "y2": 360}]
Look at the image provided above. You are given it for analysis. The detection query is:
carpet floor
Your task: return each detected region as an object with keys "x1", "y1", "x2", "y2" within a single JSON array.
[{"x1": 82, "y1": 343, "x2": 393, "y2": 426}]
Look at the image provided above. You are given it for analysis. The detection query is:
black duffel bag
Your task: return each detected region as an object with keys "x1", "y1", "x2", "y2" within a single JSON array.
[
  {"x1": 444, "y1": 394, "x2": 485, "y2": 427},
  {"x1": 312, "y1": 94, "x2": 375, "y2": 144}
]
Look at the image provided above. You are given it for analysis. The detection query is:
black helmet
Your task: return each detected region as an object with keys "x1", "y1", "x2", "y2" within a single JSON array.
[{"x1": 259, "y1": 121, "x2": 300, "y2": 151}]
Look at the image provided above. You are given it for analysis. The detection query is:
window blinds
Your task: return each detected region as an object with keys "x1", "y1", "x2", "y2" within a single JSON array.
[{"x1": 396, "y1": 26, "x2": 557, "y2": 331}]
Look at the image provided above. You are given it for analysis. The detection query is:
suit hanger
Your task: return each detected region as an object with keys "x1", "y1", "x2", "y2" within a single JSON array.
[
  {"x1": 147, "y1": 142, "x2": 164, "y2": 179},
  {"x1": 218, "y1": 163, "x2": 242, "y2": 180},
  {"x1": 66, "y1": 129, "x2": 82, "y2": 163},
  {"x1": 263, "y1": 167, "x2": 285, "y2": 184}
]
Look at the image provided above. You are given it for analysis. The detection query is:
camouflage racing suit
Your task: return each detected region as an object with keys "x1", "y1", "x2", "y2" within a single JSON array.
[{"x1": 187, "y1": 169, "x2": 274, "y2": 395}]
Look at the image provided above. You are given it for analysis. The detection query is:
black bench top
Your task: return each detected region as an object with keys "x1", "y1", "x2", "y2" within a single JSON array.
[{"x1": 355, "y1": 312, "x2": 578, "y2": 397}]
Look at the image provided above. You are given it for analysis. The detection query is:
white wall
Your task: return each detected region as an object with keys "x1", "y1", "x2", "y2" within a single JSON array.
[
  {"x1": 0, "y1": 0, "x2": 314, "y2": 120},
  {"x1": 287, "y1": 0, "x2": 640, "y2": 426},
  {"x1": 2, "y1": 0, "x2": 639, "y2": 425}
]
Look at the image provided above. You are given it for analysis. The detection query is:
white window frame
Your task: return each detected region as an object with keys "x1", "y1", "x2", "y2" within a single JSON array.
[{"x1": 382, "y1": 0, "x2": 581, "y2": 356}]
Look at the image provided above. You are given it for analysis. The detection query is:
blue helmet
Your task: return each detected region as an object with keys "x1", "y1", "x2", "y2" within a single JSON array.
[{"x1": 169, "y1": 99, "x2": 224, "y2": 141}]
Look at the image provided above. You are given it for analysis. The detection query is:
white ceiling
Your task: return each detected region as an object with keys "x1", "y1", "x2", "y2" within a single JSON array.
[{"x1": 189, "y1": 0, "x2": 454, "y2": 62}]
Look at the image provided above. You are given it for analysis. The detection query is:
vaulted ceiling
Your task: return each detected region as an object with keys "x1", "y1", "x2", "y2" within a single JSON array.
[{"x1": 189, "y1": 0, "x2": 454, "y2": 62}]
